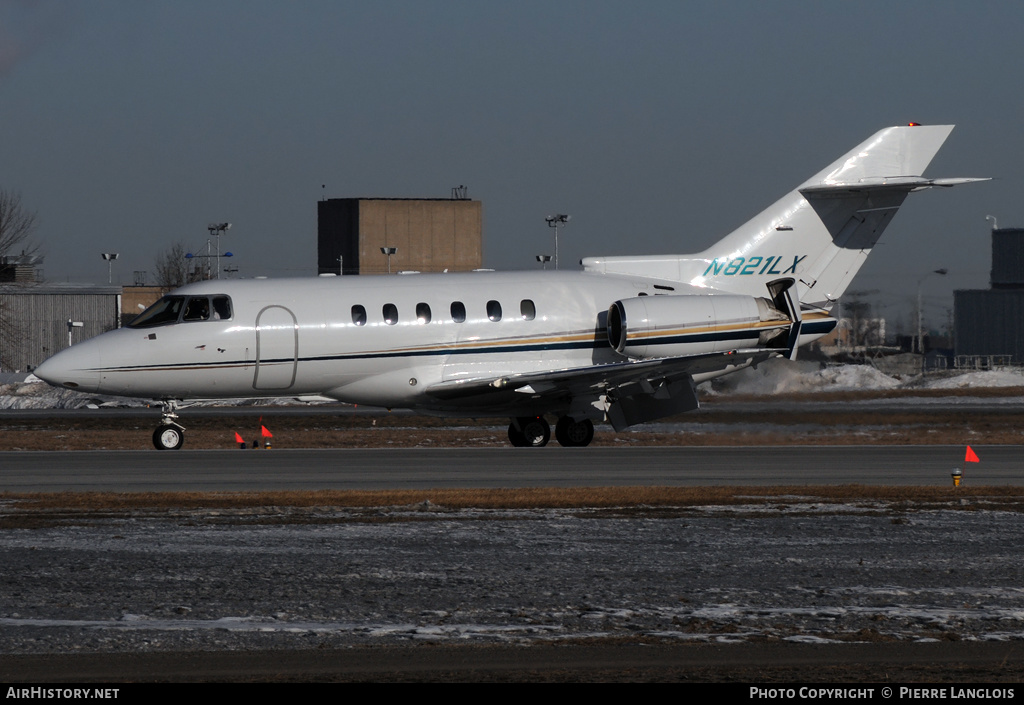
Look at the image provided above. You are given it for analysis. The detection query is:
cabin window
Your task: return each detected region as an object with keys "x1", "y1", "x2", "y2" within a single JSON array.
[
  {"x1": 351, "y1": 305, "x2": 367, "y2": 326},
  {"x1": 212, "y1": 296, "x2": 232, "y2": 320},
  {"x1": 416, "y1": 302, "x2": 431, "y2": 324},
  {"x1": 520, "y1": 299, "x2": 536, "y2": 320},
  {"x1": 451, "y1": 301, "x2": 466, "y2": 323},
  {"x1": 129, "y1": 296, "x2": 185, "y2": 328},
  {"x1": 487, "y1": 300, "x2": 502, "y2": 322},
  {"x1": 383, "y1": 303, "x2": 398, "y2": 325}
]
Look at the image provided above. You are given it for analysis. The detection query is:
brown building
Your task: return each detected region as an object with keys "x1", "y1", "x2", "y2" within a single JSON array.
[
  {"x1": 318, "y1": 198, "x2": 482, "y2": 275},
  {"x1": 120, "y1": 286, "x2": 166, "y2": 326}
]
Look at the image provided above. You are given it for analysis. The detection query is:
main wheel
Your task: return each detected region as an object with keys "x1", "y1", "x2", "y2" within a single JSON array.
[
  {"x1": 555, "y1": 417, "x2": 595, "y2": 447},
  {"x1": 153, "y1": 425, "x2": 185, "y2": 450},
  {"x1": 518, "y1": 416, "x2": 550, "y2": 447},
  {"x1": 507, "y1": 422, "x2": 527, "y2": 447}
]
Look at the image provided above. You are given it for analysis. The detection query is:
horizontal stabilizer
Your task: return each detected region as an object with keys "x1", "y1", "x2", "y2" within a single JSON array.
[{"x1": 800, "y1": 176, "x2": 990, "y2": 195}]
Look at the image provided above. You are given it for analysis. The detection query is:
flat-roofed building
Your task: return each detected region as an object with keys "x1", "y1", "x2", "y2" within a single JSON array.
[
  {"x1": 0, "y1": 283, "x2": 121, "y2": 372},
  {"x1": 955, "y1": 228, "x2": 1024, "y2": 365},
  {"x1": 318, "y1": 198, "x2": 482, "y2": 275}
]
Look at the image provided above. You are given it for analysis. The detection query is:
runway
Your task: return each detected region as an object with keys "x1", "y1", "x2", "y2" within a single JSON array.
[{"x1": 1, "y1": 445, "x2": 1019, "y2": 492}]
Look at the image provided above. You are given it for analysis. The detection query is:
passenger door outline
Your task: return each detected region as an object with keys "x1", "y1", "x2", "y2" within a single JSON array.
[{"x1": 253, "y1": 305, "x2": 298, "y2": 390}]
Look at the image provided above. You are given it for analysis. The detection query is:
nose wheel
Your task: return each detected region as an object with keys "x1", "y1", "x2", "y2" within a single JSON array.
[
  {"x1": 153, "y1": 400, "x2": 186, "y2": 450},
  {"x1": 153, "y1": 424, "x2": 185, "y2": 450}
]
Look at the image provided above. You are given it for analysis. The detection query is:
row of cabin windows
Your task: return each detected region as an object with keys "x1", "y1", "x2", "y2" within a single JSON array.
[{"x1": 351, "y1": 299, "x2": 537, "y2": 327}]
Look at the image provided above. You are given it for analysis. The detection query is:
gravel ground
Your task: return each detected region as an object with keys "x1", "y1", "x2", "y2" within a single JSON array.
[{"x1": 3, "y1": 498, "x2": 1023, "y2": 655}]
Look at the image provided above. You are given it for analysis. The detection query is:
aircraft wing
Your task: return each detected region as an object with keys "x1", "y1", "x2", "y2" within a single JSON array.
[{"x1": 426, "y1": 348, "x2": 775, "y2": 430}]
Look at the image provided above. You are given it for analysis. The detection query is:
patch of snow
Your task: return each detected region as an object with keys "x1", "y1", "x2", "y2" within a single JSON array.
[
  {"x1": 703, "y1": 358, "x2": 1022, "y2": 396},
  {"x1": 919, "y1": 369, "x2": 1024, "y2": 389}
]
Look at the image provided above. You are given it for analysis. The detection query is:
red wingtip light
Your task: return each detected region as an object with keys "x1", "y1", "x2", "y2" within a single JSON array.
[{"x1": 908, "y1": 122, "x2": 921, "y2": 127}]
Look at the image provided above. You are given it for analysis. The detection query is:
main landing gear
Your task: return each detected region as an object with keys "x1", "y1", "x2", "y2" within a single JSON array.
[
  {"x1": 507, "y1": 416, "x2": 594, "y2": 447},
  {"x1": 153, "y1": 401, "x2": 186, "y2": 450},
  {"x1": 555, "y1": 415, "x2": 595, "y2": 447}
]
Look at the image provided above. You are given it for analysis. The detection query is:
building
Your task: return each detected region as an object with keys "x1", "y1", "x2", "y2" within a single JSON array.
[
  {"x1": 317, "y1": 197, "x2": 482, "y2": 275},
  {"x1": 0, "y1": 253, "x2": 43, "y2": 284},
  {"x1": 0, "y1": 283, "x2": 121, "y2": 373},
  {"x1": 954, "y1": 227, "x2": 1024, "y2": 366},
  {"x1": 120, "y1": 285, "x2": 165, "y2": 326}
]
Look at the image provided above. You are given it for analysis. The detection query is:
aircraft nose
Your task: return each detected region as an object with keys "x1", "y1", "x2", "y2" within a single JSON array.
[{"x1": 33, "y1": 341, "x2": 102, "y2": 392}]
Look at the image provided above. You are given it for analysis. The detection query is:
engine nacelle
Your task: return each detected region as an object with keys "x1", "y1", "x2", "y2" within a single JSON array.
[{"x1": 607, "y1": 294, "x2": 789, "y2": 359}]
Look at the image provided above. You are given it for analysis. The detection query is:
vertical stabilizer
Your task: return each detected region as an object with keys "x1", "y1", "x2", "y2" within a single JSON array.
[{"x1": 582, "y1": 125, "x2": 981, "y2": 307}]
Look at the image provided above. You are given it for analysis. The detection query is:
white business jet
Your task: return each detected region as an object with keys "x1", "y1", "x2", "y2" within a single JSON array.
[{"x1": 34, "y1": 124, "x2": 985, "y2": 449}]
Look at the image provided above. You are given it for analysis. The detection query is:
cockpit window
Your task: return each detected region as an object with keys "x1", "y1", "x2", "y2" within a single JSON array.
[
  {"x1": 128, "y1": 294, "x2": 232, "y2": 328},
  {"x1": 129, "y1": 296, "x2": 185, "y2": 328},
  {"x1": 212, "y1": 296, "x2": 232, "y2": 320},
  {"x1": 182, "y1": 297, "x2": 211, "y2": 322}
]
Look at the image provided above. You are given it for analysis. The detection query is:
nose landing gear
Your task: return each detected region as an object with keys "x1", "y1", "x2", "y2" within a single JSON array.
[{"x1": 153, "y1": 401, "x2": 186, "y2": 450}]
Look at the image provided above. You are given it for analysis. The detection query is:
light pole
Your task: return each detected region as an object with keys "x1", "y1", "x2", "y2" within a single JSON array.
[
  {"x1": 381, "y1": 246, "x2": 397, "y2": 274},
  {"x1": 185, "y1": 249, "x2": 233, "y2": 280},
  {"x1": 536, "y1": 254, "x2": 551, "y2": 270},
  {"x1": 101, "y1": 253, "x2": 119, "y2": 284},
  {"x1": 917, "y1": 268, "x2": 948, "y2": 355},
  {"x1": 207, "y1": 223, "x2": 231, "y2": 280},
  {"x1": 545, "y1": 214, "x2": 570, "y2": 270}
]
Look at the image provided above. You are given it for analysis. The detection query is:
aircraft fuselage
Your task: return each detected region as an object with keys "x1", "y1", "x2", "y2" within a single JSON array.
[{"x1": 42, "y1": 270, "x2": 754, "y2": 415}]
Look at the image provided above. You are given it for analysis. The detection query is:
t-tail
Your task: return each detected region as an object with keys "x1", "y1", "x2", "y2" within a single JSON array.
[{"x1": 582, "y1": 124, "x2": 987, "y2": 309}]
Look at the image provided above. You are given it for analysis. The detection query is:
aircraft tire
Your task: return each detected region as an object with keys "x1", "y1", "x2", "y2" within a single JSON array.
[
  {"x1": 555, "y1": 417, "x2": 594, "y2": 447},
  {"x1": 507, "y1": 422, "x2": 527, "y2": 447},
  {"x1": 153, "y1": 425, "x2": 185, "y2": 451},
  {"x1": 519, "y1": 416, "x2": 550, "y2": 447}
]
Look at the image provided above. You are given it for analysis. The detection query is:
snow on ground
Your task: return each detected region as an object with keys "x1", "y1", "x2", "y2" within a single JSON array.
[
  {"x1": 916, "y1": 369, "x2": 1024, "y2": 389},
  {"x1": 705, "y1": 359, "x2": 1024, "y2": 396},
  {"x1": 2, "y1": 504, "x2": 1023, "y2": 651}
]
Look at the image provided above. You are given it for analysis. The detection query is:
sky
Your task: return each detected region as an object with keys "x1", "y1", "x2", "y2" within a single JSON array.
[{"x1": 1, "y1": 0, "x2": 1022, "y2": 336}]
